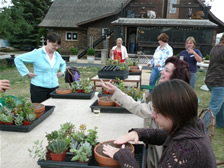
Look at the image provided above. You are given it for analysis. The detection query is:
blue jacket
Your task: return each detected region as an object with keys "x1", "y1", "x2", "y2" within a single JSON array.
[{"x1": 14, "y1": 48, "x2": 66, "y2": 88}]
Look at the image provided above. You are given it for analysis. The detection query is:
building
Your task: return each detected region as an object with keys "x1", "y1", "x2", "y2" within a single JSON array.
[{"x1": 39, "y1": 0, "x2": 224, "y2": 57}]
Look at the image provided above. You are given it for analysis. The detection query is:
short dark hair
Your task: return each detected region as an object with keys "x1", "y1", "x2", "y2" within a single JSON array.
[
  {"x1": 47, "y1": 32, "x2": 61, "y2": 45},
  {"x1": 165, "y1": 56, "x2": 190, "y2": 84},
  {"x1": 152, "y1": 79, "x2": 198, "y2": 134},
  {"x1": 157, "y1": 33, "x2": 169, "y2": 43}
]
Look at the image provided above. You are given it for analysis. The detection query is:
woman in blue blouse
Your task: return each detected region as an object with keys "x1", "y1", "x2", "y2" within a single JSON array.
[
  {"x1": 147, "y1": 33, "x2": 173, "y2": 92},
  {"x1": 14, "y1": 32, "x2": 66, "y2": 103},
  {"x1": 180, "y1": 36, "x2": 203, "y2": 88}
]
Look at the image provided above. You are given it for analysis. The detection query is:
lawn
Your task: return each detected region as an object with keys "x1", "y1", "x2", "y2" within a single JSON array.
[{"x1": 0, "y1": 59, "x2": 224, "y2": 166}]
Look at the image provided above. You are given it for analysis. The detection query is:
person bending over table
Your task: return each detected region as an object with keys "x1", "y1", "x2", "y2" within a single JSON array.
[
  {"x1": 100, "y1": 56, "x2": 190, "y2": 168},
  {"x1": 103, "y1": 79, "x2": 216, "y2": 168},
  {"x1": 110, "y1": 38, "x2": 128, "y2": 64},
  {"x1": 0, "y1": 80, "x2": 10, "y2": 92},
  {"x1": 14, "y1": 32, "x2": 66, "y2": 103},
  {"x1": 180, "y1": 36, "x2": 203, "y2": 88}
]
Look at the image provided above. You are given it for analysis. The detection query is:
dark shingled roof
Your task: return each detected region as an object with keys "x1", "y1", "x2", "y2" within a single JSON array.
[{"x1": 39, "y1": 0, "x2": 130, "y2": 28}]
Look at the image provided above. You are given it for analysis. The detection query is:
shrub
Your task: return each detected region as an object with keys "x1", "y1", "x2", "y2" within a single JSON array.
[
  {"x1": 69, "y1": 47, "x2": 79, "y2": 55},
  {"x1": 87, "y1": 48, "x2": 95, "y2": 56}
]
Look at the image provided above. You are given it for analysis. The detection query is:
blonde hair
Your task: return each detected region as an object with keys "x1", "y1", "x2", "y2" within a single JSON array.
[
  {"x1": 218, "y1": 34, "x2": 224, "y2": 45},
  {"x1": 185, "y1": 36, "x2": 196, "y2": 49},
  {"x1": 116, "y1": 38, "x2": 123, "y2": 43}
]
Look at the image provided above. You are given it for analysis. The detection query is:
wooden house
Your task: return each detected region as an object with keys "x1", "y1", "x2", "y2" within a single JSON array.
[{"x1": 39, "y1": 0, "x2": 224, "y2": 58}]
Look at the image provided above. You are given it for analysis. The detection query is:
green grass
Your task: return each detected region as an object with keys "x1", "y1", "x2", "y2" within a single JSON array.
[{"x1": 0, "y1": 61, "x2": 223, "y2": 166}]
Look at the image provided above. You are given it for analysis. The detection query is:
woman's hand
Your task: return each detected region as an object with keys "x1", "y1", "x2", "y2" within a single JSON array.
[
  {"x1": 0, "y1": 80, "x2": 10, "y2": 92},
  {"x1": 114, "y1": 131, "x2": 139, "y2": 144},
  {"x1": 187, "y1": 48, "x2": 195, "y2": 54},
  {"x1": 57, "y1": 72, "x2": 64, "y2": 78},
  {"x1": 27, "y1": 72, "x2": 37, "y2": 78},
  {"x1": 100, "y1": 79, "x2": 117, "y2": 94},
  {"x1": 103, "y1": 144, "x2": 121, "y2": 158}
]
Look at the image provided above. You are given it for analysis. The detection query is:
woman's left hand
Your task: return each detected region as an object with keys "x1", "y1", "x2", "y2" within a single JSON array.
[
  {"x1": 187, "y1": 48, "x2": 195, "y2": 54},
  {"x1": 103, "y1": 144, "x2": 121, "y2": 158},
  {"x1": 57, "y1": 72, "x2": 64, "y2": 78}
]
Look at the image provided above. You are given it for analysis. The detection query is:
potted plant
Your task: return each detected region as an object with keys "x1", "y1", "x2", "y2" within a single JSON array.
[
  {"x1": 28, "y1": 140, "x2": 47, "y2": 160},
  {"x1": 94, "y1": 140, "x2": 134, "y2": 167},
  {"x1": 98, "y1": 96, "x2": 115, "y2": 106},
  {"x1": 69, "y1": 47, "x2": 79, "y2": 63},
  {"x1": 47, "y1": 139, "x2": 68, "y2": 161},
  {"x1": 204, "y1": 54, "x2": 210, "y2": 64},
  {"x1": 126, "y1": 87, "x2": 144, "y2": 102},
  {"x1": 87, "y1": 48, "x2": 95, "y2": 64}
]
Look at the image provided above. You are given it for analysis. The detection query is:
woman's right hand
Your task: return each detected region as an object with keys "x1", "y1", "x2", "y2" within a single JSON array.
[
  {"x1": 27, "y1": 72, "x2": 37, "y2": 78},
  {"x1": 114, "y1": 131, "x2": 139, "y2": 145},
  {"x1": 100, "y1": 79, "x2": 117, "y2": 94}
]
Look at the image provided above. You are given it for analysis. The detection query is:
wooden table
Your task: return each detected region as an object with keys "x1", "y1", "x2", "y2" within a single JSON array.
[
  {"x1": 0, "y1": 93, "x2": 143, "y2": 168},
  {"x1": 91, "y1": 75, "x2": 141, "y2": 88}
]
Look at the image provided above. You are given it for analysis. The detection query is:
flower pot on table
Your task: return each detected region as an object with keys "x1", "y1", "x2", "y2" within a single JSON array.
[
  {"x1": 98, "y1": 96, "x2": 115, "y2": 107},
  {"x1": 94, "y1": 140, "x2": 134, "y2": 167},
  {"x1": 56, "y1": 88, "x2": 73, "y2": 94},
  {"x1": 32, "y1": 103, "x2": 45, "y2": 119},
  {"x1": 50, "y1": 151, "x2": 66, "y2": 162}
]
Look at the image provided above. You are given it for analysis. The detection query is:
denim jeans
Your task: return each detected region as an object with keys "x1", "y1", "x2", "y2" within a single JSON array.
[
  {"x1": 207, "y1": 86, "x2": 224, "y2": 128},
  {"x1": 149, "y1": 66, "x2": 160, "y2": 93},
  {"x1": 190, "y1": 72, "x2": 196, "y2": 88}
]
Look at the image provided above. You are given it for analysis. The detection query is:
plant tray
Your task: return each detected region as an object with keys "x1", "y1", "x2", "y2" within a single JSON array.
[
  {"x1": 90, "y1": 100, "x2": 130, "y2": 114},
  {"x1": 129, "y1": 71, "x2": 141, "y2": 75},
  {"x1": 98, "y1": 70, "x2": 129, "y2": 80},
  {"x1": 0, "y1": 106, "x2": 55, "y2": 132},
  {"x1": 37, "y1": 144, "x2": 145, "y2": 168},
  {"x1": 50, "y1": 90, "x2": 96, "y2": 99}
]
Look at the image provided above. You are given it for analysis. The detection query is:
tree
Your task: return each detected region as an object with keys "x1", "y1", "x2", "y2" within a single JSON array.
[{"x1": 0, "y1": 0, "x2": 52, "y2": 50}]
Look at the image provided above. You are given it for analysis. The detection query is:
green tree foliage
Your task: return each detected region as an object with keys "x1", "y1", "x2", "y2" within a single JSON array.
[{"x1": 0, "y1": 0, "x2": 52, "y2": 50}]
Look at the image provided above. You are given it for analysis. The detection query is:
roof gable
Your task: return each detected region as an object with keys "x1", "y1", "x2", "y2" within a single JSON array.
[{"x1": 39, "y1": 0, "x2": 129, "y2": 28}]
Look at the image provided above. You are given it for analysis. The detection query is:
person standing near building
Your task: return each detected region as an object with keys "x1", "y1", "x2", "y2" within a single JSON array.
[
  {"x1": 110, "y1": 38, "x2": 128, "y2": 64},
  {"x1": 205, "y1": 33, "x2": 224, "y2": 128},
  {"x1": 14, "y1": 32, "x2": 66, "y2": 103},
  {"x1": 147, "y1": 33, "x2": 173, "y2": 92},
  {"x1": 180, "y1": 36, "x2": 203, "y2": 88},
  {"x1": 129, "y1": 31, "x2": 136, "y2": 53}
]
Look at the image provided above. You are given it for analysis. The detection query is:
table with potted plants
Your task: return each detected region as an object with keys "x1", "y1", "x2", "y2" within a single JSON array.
[{"x1": 1, "y1": 92, "x2": 145, "y2": 168}]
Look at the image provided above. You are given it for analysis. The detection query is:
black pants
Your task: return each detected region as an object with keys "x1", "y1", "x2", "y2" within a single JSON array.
[{"x1": 30, "y1": 84, "x2": 58, "y2": 103}]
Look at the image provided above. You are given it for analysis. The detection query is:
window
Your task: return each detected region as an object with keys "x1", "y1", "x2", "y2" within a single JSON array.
[{"x1": 66, "y1": 32, "x2": 78, "y2": 41}]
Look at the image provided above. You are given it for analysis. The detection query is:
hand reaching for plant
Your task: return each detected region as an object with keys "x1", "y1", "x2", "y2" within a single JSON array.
[
  {"x1": 114, "y1": 131, "x2": 139, "y2": 144},
  {"x1": 100, "y1": 79, "x2": 117, "y2": 94},
  {"x1": 102, "y1": 144, "x2": 125, "y2": 159}
]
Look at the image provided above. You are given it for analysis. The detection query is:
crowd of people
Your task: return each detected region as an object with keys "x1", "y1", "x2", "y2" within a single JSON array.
[{"x1": 1, "y1": 32, "x2": 223, "y2": 168}]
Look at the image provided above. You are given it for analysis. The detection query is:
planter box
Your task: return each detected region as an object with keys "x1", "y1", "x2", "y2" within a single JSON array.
[
  {"x1": 50, "y1": 90, "x2": 96, "y2": 99},
  {"x1": 98, "y1": 66, "x2": 129, "y2": 80},
  {"x1": 38, "y1": 144, "x2": 145, "y2": 168},
  {"x1": 90, "y1": 100, "x2": 130, "y2": 113},
  {"x1": 129, "y1": 71, "x2": 141, "y2": 75},
  {"x1": 0, "y1": 106, "x2": 55, "y2": 132}
]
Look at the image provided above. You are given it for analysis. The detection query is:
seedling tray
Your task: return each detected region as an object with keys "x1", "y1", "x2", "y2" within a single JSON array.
[
  {"x1": 38, "y1": 144, "x2": 145, "y2": 168},
  {"x1": 50, "y1": 90, "x2": 96, "y2": 99},
  {"x1": 90, "y1": 100, "x2": 130, "y2": 114},
  {"x1": 0, "y1": 106, "x2": 55, "y2": 132},
  {"x1": 129, "y1": 71, "x2": 141, "y2": 75},
  {"x1": 98, "y1": 70, "x2": 129, "y2": 80}
]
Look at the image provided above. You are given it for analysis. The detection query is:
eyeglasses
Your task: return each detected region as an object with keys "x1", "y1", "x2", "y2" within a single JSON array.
[{"x1": 50, "y1": 42, "x2": 60, "y2": 48}]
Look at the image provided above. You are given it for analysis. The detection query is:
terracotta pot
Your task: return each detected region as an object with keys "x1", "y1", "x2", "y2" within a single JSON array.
[
  {"x1": 50, "y1": 151, "x2": 66, "y2": 162},
  {"x1": 98, "y1": 96, "x2": 115, "y2": 106},
  {"x1": 3, "y1": 122, "x2": 13, "y2": 125},
  {"x1": 76, "y1": 89, "x2": 82, "y2": 93},
  {"x1": 129, "y1": 66, "x2": 139, "y2": 69},
  {"x1": 32, "y1": 103, "x2": 45, "y2": 119},
  {"x1": 115, "y1": 103, "x2": 120, "y2": 107},
  {"x1": 103, "y1": 89, "x2": 109, "y2": 95},
  {"x1": 23, "y1": 120, "x2": 32, "y2": 125},
  {"x1": 94, "y1": 140, "x2": 134, "y2": 167},
  {"x1": 130, "y1": 69, "x2": 141, "y2": 72},
  {"x1": 0, "y1": 121, "x2": 4, "y2": 124},
  {"x1": 56, "y1": 88, "x2": 72, "y2": 94}
]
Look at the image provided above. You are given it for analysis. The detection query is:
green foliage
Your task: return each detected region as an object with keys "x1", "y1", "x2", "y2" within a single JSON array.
[
  {"x1": 87, "y1": 48, "x2": 95, "y2": 56},
  {"x1": 70, "y1": 47, "x2": 79, "y2": 55},
  {"x1": 70, "y1": 141, "x2": 92, "y2": 162},
  {"x1": 28, "y1": 140, "x2": 47, "y2": 160},
  {"x1": 114, "y1": 78, "x2": 125, "y2": 92},
  {"x1": 126, "y1": 58, "x2": 138, "y2": 66},
  {"x1": 0, "y1": 0, "x2": 52, "y2": 49},
  {"x1": 205, "y1": 54, "x2": 210, "y2": 60},
  {"x1": 71, "y1": 78, "x2": 94, "y2": 93},
  {"x1": 106, "y1": 58, "x2": 129, "y2": 71},
  {"x1": 14, "y1": 113, "x2": 24, "y2": 126},
  {"x1": 56, "y1": 48, "x2": 61, "y2": 54},
  {"x1": 126, "y1": 87, "x2": 143, "y2": 101},
  {"x1": 47, "y1": 139, "x2": 67, "y2": 154}
]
